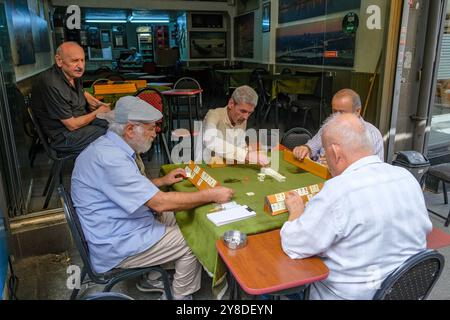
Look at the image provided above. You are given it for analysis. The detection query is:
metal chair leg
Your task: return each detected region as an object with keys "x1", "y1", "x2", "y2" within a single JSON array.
[
  {"x1": 43, "y1": 161, "x2": 62, "y2": 209},
  {"x1": 443, "y1": 181, "x2": 448, "y2": 205},
  {"x1": 445, "y1": 211, "x2": 450, "y2": 227},
  {"x1": 42, "y1": 161, "x2": 56, "y2": 196}
]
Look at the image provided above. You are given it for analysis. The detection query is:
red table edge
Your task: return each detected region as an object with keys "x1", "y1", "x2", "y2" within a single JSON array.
[{"x1": 216, "y1": 241, "x2": 329, "y2": 296}]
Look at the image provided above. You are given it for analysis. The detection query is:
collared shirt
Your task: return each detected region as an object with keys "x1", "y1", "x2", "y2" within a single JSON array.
[
  {"x1": 203, "y1": 107, "x2": 248, "y2": 162},
  {"x1": 71, "y1": 130, "x2": 165, "y2": 273},
  {"x1": 31, "y1": 64, "x2": 88, "y2": 139},
  {"x1": 306, "y1": 118, "x2": 385, "y2": 161},
  {"x1": 281, "y1": 156, "x2": 432, "y2": 300}
]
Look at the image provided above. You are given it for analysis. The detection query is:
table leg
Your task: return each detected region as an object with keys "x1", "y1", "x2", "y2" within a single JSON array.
[
  {"x1": 167, "y1": 97, "x2": 173, "y2": 151},
  {"x1": 188, "y1": 96, "x2": 194, "y2": 160}
]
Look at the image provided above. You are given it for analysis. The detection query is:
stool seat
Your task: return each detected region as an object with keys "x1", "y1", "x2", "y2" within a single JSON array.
[{"x1": 429, "y1": 164, "x2": 450, "y2": 181}]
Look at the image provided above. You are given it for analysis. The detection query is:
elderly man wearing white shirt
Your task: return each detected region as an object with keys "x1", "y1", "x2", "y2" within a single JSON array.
[
  {"x1": 293, "y1": 89, "x2": 384, "y2": 162},
  {"x1": 281, "y1": 113, "x2": 432, "y2": 300},
  {"x1": 202, "y1": 85, "x2": 269, "y2": 166}
]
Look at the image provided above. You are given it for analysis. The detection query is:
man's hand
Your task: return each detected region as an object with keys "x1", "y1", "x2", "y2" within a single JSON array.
[
  {"x1": 293, "y1": 145, "x2": 311, "y2": 161},
  {"x1": 208, "y1": 186, "x2": 234, "y2": 204},
  {"x1": 246, "y1": 150, "x2": 270, "y2": 167},
  {"x1": 285, "y1": 191, "x2": 305, "y2": 222},
  {"x1": 162, "y1": 168, "x2": 187, "y2": 186},
  {"x1": 94, "y1": 104, "x2": 111, "y2": 115},
  {"x1": 89, "y1": 101, "x2": 111, "y2": 112}
]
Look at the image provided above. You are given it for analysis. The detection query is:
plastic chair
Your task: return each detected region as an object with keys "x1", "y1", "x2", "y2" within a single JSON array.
[
  {"x1": 27, "y1": 107, "x2": 77, "y2": 209},
  {"x1": 134, "y1": 88, "x2": 172, "y2": 164},
  {"x1": 280, "y1": 127, "x2": 313, "y2": 150},
  {"x1": 373, "y1": 249, "x2": 445, "y2": 300},
  {"x1": 58, "y1": 185, "x2": 173, "y2": 300}
]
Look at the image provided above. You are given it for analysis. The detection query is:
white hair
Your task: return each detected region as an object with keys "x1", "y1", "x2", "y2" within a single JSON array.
[
  {"x1": 322, "y1": 113, "x2": 375, "y2": 155},
  {"x1": 231, "y1": 85, "x2": 258, "y2": 107},
  {"x1": 108, "y1": 122, "x2": 127, "y2": 136}
]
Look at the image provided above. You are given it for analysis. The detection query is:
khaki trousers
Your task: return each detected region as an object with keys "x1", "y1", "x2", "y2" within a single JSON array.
[{"x1": 117, "y1": 213, "x2": 202, "y2": 297}]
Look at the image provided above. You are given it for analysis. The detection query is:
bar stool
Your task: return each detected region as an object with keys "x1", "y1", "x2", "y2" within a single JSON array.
[{"x1": 427, "y1": 163, "x2": 450, "y2": 227}]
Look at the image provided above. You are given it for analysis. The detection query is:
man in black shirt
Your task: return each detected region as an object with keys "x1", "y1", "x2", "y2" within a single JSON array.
[{"x1": 32, "y1": 41, "x2": 110, "y2": 155}]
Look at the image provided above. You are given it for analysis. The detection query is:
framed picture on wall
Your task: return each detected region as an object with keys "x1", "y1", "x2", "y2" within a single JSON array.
[
  {"x1": 262, "y1": 2, "x2": 270, "y2": 33},
  {"x1": 278, "y1": 0, "x2": 361, "y2": 24},
  {"x1": 190, "y1": 32, "x2": 227, "y2": 59},
  {"x1": 234, "y1": 12, "x2": 254, "y2": 59},
  {"x1": 276, "y1": 17, "x2": 356, "y2": 67},
  {"x1": 112, "y1": 25, "x2": 127, "y2": 48}
]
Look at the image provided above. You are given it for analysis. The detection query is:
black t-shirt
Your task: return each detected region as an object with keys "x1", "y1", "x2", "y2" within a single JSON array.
[{"x1": 32, "y1": 64, "x2": 88, "y2": 139}]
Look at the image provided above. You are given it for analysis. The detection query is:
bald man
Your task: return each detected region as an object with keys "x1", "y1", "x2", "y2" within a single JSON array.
[
  {"x1": 281, "y1": 113, "x2": 431, "y2": 300},
  {"x1": 293, "y1": 89, "x2": 384, "y2": 162},
  {"x1": 32, "y1": 41, "x2": 110, "y2": 155}
]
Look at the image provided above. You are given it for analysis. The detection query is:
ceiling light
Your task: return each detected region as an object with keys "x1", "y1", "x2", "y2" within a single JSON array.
[{"x1": 85, "y1": 19, "x2": 127, "y2": 23}]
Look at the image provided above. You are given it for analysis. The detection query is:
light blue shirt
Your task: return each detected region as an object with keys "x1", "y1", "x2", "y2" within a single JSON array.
[
  {"x1": 281, "y1": 156, "x2": 432, "y2": 300},
  {"x1": 306, "y1": 119, "x2": 385, "y2": 161},
  {"x1": 71, "y1": 130, "x2": 165, "y2": 273}
]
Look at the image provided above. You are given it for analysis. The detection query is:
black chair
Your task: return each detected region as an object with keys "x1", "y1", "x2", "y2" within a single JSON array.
[
  {"x1": 82, "y1": 292, "x2": 134, "y2": 300},
  {"x1": 250, "y1": 68, "x2": 271, "y2": 129},
  {"x1": 105, "y1": 73, "x2": 126, "y2": 82},
  {"x1": 17, "y1": 89, "x2": 41, "y2": 167},
  {"x1": 58, "y1": 185, "x2": 173, "y2": 300},
  {"x1": 427, "y1": 163, "x2": 450, "y2": 227},
  {"x1": 373, "y1": 249, "x2": 445, "y2": 300},
  {"x1": 27, "y1": 107, "x2": 77, "y2": 209},
  {"x1": 290, "y1": 72, "x2": 333, "y2": 129},
  {"x1": 280, "y1": 127, "x2": 313, "y2": 150}
]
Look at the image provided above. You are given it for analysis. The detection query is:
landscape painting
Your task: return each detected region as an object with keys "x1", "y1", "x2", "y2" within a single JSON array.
[
  {"x1": 278, "y1": 0, "x2": 361, "y2": 24},
  {"x1": 234, "y1": 12, "x2": 254, "y2": 59},
  {"x1": 190, "y1": 32, "x2": 227, "y2": 59},
  {"x1": 276, "y1": 18, "x2": 356, "y2": 67},
  {"x1": 6, "y1": 0, "x2": 36, "y2": 65}
]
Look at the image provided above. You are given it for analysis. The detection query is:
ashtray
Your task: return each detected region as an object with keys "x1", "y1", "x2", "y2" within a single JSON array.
[{"x1": 222, "y1": 230, "x2": 248, "y2": 250}]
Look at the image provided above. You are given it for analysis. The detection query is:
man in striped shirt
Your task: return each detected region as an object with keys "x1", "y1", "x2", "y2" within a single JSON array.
[{"x1": 293, "y1": 89, "x2": 384, "y2": 162}]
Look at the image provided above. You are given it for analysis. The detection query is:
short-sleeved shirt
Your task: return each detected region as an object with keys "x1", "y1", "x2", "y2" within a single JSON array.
[
  {"x1": 71, "y1": 130, "x2": 165, "y2": 273},
  {"x1": 32, "y1": 64, "x2": 88, "y2": 139}
]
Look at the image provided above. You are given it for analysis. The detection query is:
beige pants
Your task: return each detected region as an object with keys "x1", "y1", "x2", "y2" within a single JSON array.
[{"x1": 118, "y1": 213, "x2": 202, "y2": 297}]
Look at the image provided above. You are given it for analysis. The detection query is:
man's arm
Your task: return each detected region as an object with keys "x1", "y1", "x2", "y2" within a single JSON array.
[
  {"x1": 61, "y1": 105, "x2": 110, "y2": 131},
  {"x1": 151, "y1": 168, "x2": 186, "y2": 188},
  {"x1": 146, "y1": 186, "x2": 234, "y2": 213},
  {"x1": 293, "y1": 128, "x2": 323, "y2": 160},
  {"x1": 84, "y1": 91, "x2": 110, "y2": 112}
]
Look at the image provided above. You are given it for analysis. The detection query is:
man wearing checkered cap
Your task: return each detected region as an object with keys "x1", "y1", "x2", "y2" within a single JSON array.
[{"x1": 71, "y1": 96, "x2": 234, "y2": 300}]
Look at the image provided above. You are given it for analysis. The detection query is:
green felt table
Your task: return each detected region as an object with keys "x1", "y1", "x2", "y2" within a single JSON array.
[{"x1": 161, "y1": 154, "x2": 325, "y2": 294}]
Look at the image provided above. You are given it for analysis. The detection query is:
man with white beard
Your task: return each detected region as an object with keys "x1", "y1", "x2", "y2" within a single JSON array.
[{"x1": 71, "y1": 96, "x2": 234, "y2": 300}]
